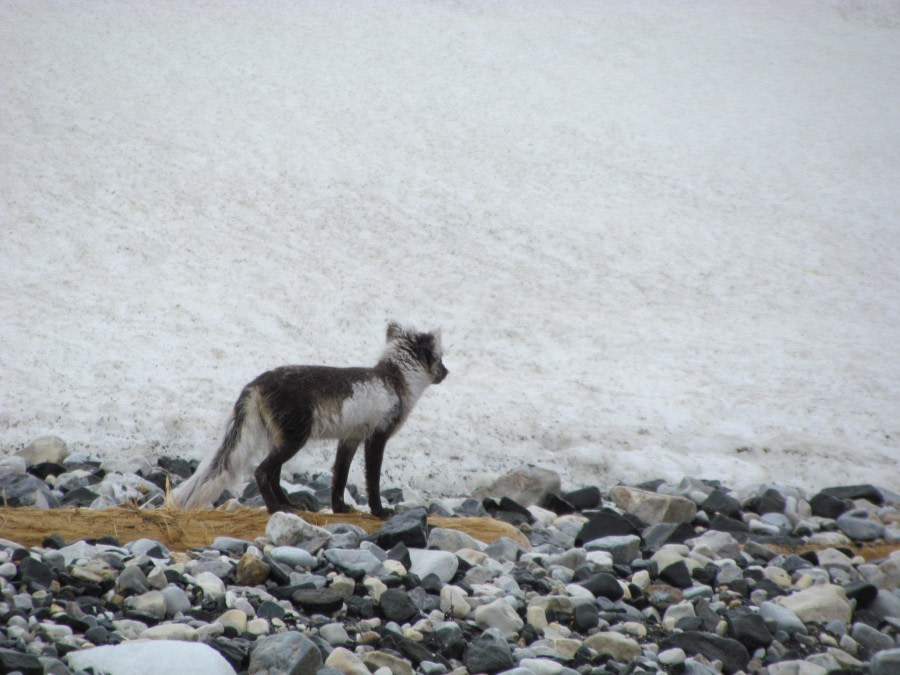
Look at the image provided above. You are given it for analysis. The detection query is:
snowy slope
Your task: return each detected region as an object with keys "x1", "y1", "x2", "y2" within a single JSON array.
[{"x1": 2, "y1": 1, "x2": 899, "y2": 498}]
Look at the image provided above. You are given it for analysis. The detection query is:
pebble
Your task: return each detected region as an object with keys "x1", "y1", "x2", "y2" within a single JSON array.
[{"x1": 2, "y1": 455, "x2": 899, "y2": 674}]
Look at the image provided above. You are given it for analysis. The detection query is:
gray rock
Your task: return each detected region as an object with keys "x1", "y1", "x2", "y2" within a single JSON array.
[
  {"x1": 872, "y1": 647, "x2": 900, "y2": 675},
  {"x1": 583, "y1": 534, "x2": 641, "y2": 565},
  {"x1": 465, "y1": 628, "x2": 514, "y2": 673},
  {"x1": 686, "y1": 530, "x2": 741, "y2": 560},
  {"x1": 115, "y1": 565, "x2": 150, "y2": 594},
  {"x1": 426, "y1": 527, "x2": 485, "y2": 552},
  {"x1": 773, "y1": 584, "x2": 852, "y2": 624},
  {"x1": 850, "y1": 621, "x2": 894, "y2": 653},
  {"x1": 0, "y1": 473, "x2": 60, "y2": 507},
  {"x1": 759, "y1": 601, "x2": 807, "y2": 635},
  {"x1": 484, "y1": 536, "x2": 525, "y2": 563},
  {"x1": 473, "y1": 597, "x2": 524, "y2": 638},
  {"x1": 161, "y1": 584, "x2": 192, "y2": 618},
  {"x1": 210, "y1": 537, "x2": 250, "y2": 556},
  {"x1": 318, "y1": 622, "x2": 350, "y2": 646},
  {"x1": 249, "y1": 632, "x2": 322, "y2": 674},
  {"x1": 324, "y1": 548, "x2": 385, "y2": 575},
  {"x1": 836, "y1": 514, "x2": 886, "y2": 541},
  {"x1": 869, "y1": 589, "x2": 900, "y2": 621},
  {"x1": 609, "y1": 485, "x2": 697, "y2": 525},
  {"x1": 268, "y1": 546, "x2": 317, "y2": 569}
]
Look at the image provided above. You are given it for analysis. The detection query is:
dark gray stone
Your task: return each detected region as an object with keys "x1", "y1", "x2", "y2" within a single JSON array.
[
  {"x1": 18, "y1": 555, "x2": 53, "y2": 590},
  {"x1": 821, "y1": 484, "x2": 884, "y2": 505},
  {"x1": 700, "y1": 489, "x2": 742, "y2": 518},
  {"x1": 810, "y1": 491, "x2": 848, "y2": 518},
  {"x1": 0, "y1": 648, "x2": 42, "y2": 675},
  {"x1": 575, "y1": 511, "x2": 640, "y2": 546},
  {"x1": 577, "y1": 572, "x2": 625, "y2": 600},
  {"x1": 659, "y1": 560, "x2": 693, "y2": 589},
  {"x1": 369, "y1": 507, "x2": 429, "y2": 549},
  {"x1": 292, "y1": 588, "x2": 344, "y2": 614},
  {"x1": 564, "y1": 485, "x2": 602, "y2": 510},
  {"x1": 725, "y1": 606, "x2": 772, "y2": 650},
  {"x1": 0, "y1": 473, "x2": 60, "y2": 507},
  {"x1": 464, "y1": 628, "x2": 514, "y2": 673},
  {"x1": 661, "y1": 632, "x2": 750, "y2": 674},
  {"x1": 249, "y1": 632, "x2": 322, "y2": 674},
  {"x1": 379, "y1": 588, "x2": 419, "y2": 623}
]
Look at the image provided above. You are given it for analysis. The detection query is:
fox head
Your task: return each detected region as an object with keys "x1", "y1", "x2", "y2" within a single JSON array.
[{"x1": 385, "y1": 321, "x2": 448, "y2": 384}]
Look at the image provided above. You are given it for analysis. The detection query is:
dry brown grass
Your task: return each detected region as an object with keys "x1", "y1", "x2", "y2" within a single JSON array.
[
  {"x1": 1, "y1": 506, "x2": 895, "y2": 561},
  {"x1": 0, "y1": 505, "x2": 529, "y2": 551}
]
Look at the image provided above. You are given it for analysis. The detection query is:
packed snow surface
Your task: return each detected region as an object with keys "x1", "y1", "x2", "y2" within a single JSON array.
[{"x1": 2, "y1": 1, "x2": 899, "y2": 499}]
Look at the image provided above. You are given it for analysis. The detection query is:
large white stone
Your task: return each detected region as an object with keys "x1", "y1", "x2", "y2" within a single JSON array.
[{"x1": 67, "y1": 640, "x2": 234, "y2": 674}]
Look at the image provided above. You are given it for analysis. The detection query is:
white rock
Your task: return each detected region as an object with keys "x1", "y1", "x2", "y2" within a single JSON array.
[
  {"x1": 139, "y1": 624, "x2": 199, "y2": 641},
  {"x1": 265, "y1": 512, "x2": 332, "y2": 546},
  {"x1": 17, "y1": 436, "x2": 69, "y2": 466},
  {"x1": 67, "y1": 640, "x2": 234, "y2": 674},
  {"x1": 194, "y1": 571, "x2": 226, "y2": 601},
  {"x1": 408, "y1": 549, "x2": 459, "y2": 583},
  {"x1": 473, "y1": 597, "x2": 524, "y2": 638},
  {"x1": 440, "y1": 584, "x2": 472, "y2": 619}
]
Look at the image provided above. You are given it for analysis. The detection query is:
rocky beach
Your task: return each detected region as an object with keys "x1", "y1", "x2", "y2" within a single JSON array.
[{"x1": 1, "y1": 438, "x2": 898, "y2": 674}]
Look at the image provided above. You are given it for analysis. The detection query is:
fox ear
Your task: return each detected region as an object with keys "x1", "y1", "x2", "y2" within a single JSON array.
[
  {"x1": 386, "y1": 321, "x2": 403, "y2": 341},
  {"x1": 430, "y1": 328, "x2": 442, "y2": 351}
]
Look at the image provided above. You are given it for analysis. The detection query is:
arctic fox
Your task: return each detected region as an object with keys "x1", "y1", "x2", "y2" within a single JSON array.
[{"x1": 171, "y1": 322, "x2": 448, "y2": 516}]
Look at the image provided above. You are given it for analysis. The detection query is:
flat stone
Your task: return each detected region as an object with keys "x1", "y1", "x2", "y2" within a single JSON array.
[
  {"x1": 773, "y1": 584, "x2": 852, "y2": 624},
  {"x1": 583, "y1": 631, "x2": 642, "y2": 661},
  {"x1": 292, "y1": 587, "x2": 344, "y2": 614},
  {"x1": 268, "y1": 546, "x2": 317, "y2": 569},
  {"x1": 426, "y1": 526, "x2": 485, "y2": 552},
  {"x1": 821, "y1": 484, "x2": 884, "y2": 506},
  {"x1": 139, "y1": 623, "x2": 199, "y2": 641},
  {"x1": 609, "y1": 485, "x2": 697, "y2": 525},
  {"x1": 324, "y1": 548, "x2": 385, "y2": 575},
  {"x1": 362, "y1": 650, "x2": 414, "y2": 675},
  {"x1": 836, "y1": 514, "x2": 886, "y2": 541}
]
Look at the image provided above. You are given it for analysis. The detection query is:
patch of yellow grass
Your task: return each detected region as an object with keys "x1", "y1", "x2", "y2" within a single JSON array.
[{"x1": 0, "y1": 505, "x2": 529, "y2": 551}]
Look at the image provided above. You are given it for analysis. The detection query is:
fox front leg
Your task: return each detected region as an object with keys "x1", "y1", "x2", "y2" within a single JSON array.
[
  {"x1": 331, "y1": 439, "x2": 359, "y2": 514},
  {"x1": 364, "y1": 432, "x2": 393, "y2": 519}
]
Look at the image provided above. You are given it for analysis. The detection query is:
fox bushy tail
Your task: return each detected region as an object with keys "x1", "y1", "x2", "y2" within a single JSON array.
[{"x1": 171, "y1": 389, "x2": 269, "y2": 508}]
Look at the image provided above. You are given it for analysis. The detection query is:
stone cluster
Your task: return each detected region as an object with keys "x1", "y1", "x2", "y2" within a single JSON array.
[{"x1": 0, "y1": 441, "x2": 899, "y2": 674}]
